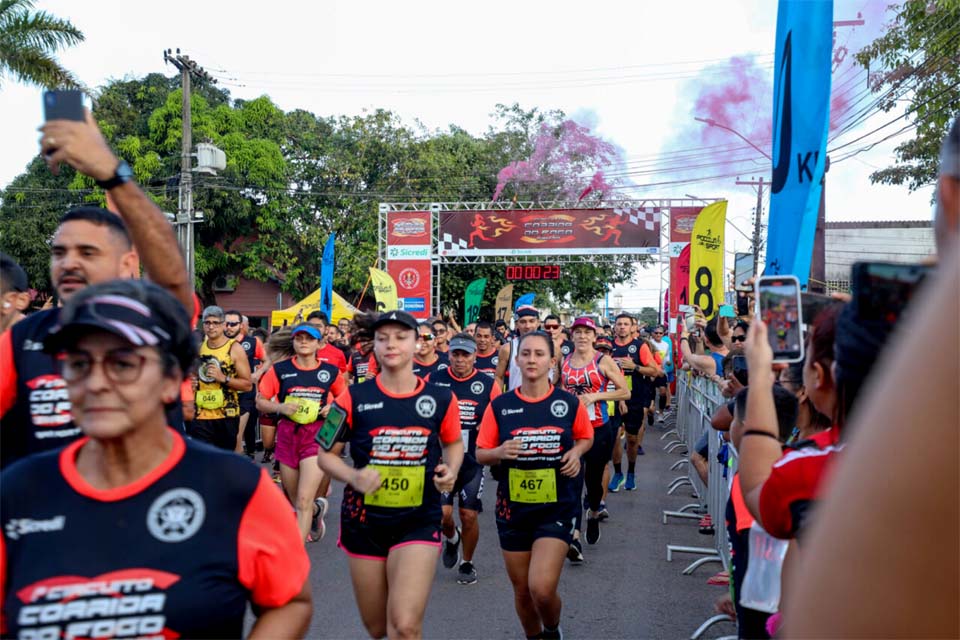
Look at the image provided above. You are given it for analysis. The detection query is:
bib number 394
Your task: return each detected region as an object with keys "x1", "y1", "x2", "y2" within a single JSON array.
[
  {"x1": 508, "y1": 468, "x2": 558, "y2": 504},
  {"x1": 290, "y1": 398, "x2": 321, "y2": 425},
  {"x1": 365, "y1": 465, "x2": 424, "y2": 508}
]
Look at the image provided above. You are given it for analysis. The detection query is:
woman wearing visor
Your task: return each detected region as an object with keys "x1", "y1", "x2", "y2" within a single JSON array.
[{"x1": 0, "y1": 280, "x2": 311, "y2": 639}]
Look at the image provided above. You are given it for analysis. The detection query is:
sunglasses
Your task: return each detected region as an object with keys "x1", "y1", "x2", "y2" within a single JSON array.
[
  {"x1": 544, "y1": 324, "x2": 561, "y2": 330},
  {"x1": 419, "y1": 334, "x2": 434, "y2": 341},
  {"x1": 225, "y1": 321, "x2": 241, "y2": 327},
  {"x1": 731, "y1": 335, "x2": 747, "y2": 343}
]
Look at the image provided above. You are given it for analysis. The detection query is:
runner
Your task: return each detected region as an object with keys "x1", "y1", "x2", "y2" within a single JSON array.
[
  {"x1": 474, "y1": 321, "x2": 500, "y2": 378},
  {"x1": 650, "y1": 325, "x2": 674, "y2": 421},
  {"x1": 1, "y1": 109, "x2": 192, "y2": 466},
  {"x1": 315, "y1": 310, "x2": 463, "y2": 639},
  {"x1": 494, "y1": 306, "x2": 542, "y2": 392},
  {"x1": 192, "y1": 306, "x2": 253, "y2": 450},
  {"x1": 413, "y1": 322, "x2": 449, "y2": 378},
  {"x1": 225, "y1": 309, "x2": 266, "y2": 457},
  {"x1": 428, "y1": 333, "x2": 501, "y2": 585},
  {"x1": 559, "y1": 318, "x2": 630, "y2": 551},
  {"x1": 306, "y1": 310, "x2": 348, "y2": 373},
  {"x1": 432, "y1": 318, "x2": 450, "y2": 354},
  {"x1": 258, "y1": 324, "x2": 345, "y2": 542},
  {"x1": 260, "y1": 327, "x2": 298, "y2": 467},
  {"x1": 1, "y1": 280, "x2": 311, "y2": 638},
  {"x1": 477, "y1": 331, "x2": 593, "y2": 640},
  {"x1": 544, "y1": 314, "x2": 573, "y2": 358},
  {"x1": 608, "y1": 313, "x2": 661, "y2": 492},
  {"x1": 0, "y1": 252, "x2": 30, "y2": 333},
  {"x1": 347, "y1": 334, "x2": 376, "y2": 384}
]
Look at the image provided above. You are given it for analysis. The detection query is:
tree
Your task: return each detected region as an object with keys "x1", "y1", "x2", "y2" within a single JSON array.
[
  {"x1": 856, "y1": 0, "x2": 960, "y2": 191},
  {"x1": 637, "y1": 307, "x2": 660, "y2": 328},
  {"x1": 0, "y1": 0, "x2": 83, "y2": 89}
]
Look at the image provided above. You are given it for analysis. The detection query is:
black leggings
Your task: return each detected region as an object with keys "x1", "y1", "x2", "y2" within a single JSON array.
[{"x1": 584, "y1": 421, "x2": 616, "y2": 513}]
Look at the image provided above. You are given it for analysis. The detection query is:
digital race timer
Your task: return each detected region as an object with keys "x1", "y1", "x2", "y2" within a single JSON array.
[{"x1": 505, "y1": 265, "x2": 562, "y2": 281}]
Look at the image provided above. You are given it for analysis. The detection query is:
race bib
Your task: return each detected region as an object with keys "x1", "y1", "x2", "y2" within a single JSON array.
[
  {"x1": 290, "y1": 398, "x2": 321, "y2": 425},
  {"x1": 196, "y1": 389, "x2": 225, "y2": 410},
  {"x1": 365, "y1": 465, "x2": 424, "y2": 508},
  {"x1": 508, "y1": 468, "x2": 558, "y2": 504}
]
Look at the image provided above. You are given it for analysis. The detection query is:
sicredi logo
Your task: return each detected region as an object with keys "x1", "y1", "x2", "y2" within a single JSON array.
[{"x1": 388, "y1": 246, "x2": 430, "y2": 259}]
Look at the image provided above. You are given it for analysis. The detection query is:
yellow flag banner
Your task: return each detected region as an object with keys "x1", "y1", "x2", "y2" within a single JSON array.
[
  {"x1": 688, "y1": 200, "x2": 727, "y2": 320},
  {"x1": 494, "y1": 284, "x2": 514, "y2": 324},
  {"x1": 369, "y1": 267, "x2": 400, "y2": 312}
]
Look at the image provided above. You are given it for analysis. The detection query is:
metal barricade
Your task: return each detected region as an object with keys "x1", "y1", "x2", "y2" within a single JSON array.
[{"x1": 660, "y1": 372, "x2": 740, "y2": 639}]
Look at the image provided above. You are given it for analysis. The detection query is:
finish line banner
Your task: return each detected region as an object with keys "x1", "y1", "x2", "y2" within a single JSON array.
[{"x1": 438, "y1": 208, "x2": 661, "y2": 257}]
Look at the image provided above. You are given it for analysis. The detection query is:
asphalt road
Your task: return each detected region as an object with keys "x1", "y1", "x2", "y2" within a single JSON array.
[{"x1": 254, "y1": 415, "x2": 737, "y2": 639}]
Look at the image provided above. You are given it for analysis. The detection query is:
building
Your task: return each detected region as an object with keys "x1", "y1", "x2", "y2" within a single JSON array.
[{"x1": 824, "y1": 220, "x2": 934, "y2": 292}]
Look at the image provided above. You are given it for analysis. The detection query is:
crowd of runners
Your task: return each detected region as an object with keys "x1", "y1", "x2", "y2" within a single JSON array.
[{"x1": 0, "y1": 105, "x2": 956, "y2": 640}]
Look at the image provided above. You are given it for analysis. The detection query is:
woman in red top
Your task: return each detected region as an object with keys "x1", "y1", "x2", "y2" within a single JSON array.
[
  {"x1": 477, "y1": 331, "x2": 593, "y2": 640},
  {"x1": 258, "y1": 324, "x2": 346, "y2": 543},
  {"x1": 316, "y1": 310, "x2": 463, "y2": 640}
]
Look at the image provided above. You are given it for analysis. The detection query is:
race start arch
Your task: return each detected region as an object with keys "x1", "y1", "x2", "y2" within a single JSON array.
[{"x1": 378, "y1": 199, "x2": 713, "y2": 319}]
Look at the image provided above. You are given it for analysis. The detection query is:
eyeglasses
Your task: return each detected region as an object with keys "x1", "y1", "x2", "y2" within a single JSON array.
[
  {"x1": 225, "y1": 321, "x2": 240, "y2": 327},
  {"x1": 434, "y1": 327, "x2": 447, "y2": 334},
  {"x1": 544, "y1": 324, "x2": 561, "y2": 330},
  {"x1": 731, "y1": 335, "x2": 747, "y2": 343},
  {"x1": 60, "y1": 349, "x2": 157, "y2": 384},
  {"x1": 203, "y1": 320, "x2": 222, "y2": 326}
]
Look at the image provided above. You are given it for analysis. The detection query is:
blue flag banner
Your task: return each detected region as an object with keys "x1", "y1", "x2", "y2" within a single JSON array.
[
  {"x1": 515, "y1": 293, "x2": 535, "y2": 310},
  {"x1": 766, "y1": 0, "x2": 833, "y2": 288},
  {"x1": 320, "y1": 233, "x2": 335, "y2": 319}
]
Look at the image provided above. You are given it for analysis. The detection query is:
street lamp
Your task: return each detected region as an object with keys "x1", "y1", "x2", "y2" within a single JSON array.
[{"x1": 694, "y1": 117, "x2": 772, "y2": 161}]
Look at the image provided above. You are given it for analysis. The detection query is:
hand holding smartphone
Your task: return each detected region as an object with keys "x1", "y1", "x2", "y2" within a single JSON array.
[{"x1": 755, "y1": 275, "x2": 804, "y2": 363}]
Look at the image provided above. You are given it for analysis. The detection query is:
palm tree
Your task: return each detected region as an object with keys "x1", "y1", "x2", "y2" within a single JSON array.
[{"x1": 0, "y1": 0, "x2": 84, "y2": 89}]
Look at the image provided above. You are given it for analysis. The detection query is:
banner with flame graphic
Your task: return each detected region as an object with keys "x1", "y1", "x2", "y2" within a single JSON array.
[{"x1": 438, "y1": 208, "x2": 660, "y2": 257}]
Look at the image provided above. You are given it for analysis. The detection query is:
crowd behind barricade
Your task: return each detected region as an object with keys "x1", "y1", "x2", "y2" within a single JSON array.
[{"x1": 0, "y1": 108, "x2": 956, "y2": 640}]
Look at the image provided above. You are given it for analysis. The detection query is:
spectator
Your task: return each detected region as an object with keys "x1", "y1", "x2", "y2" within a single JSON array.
[{"x1": 0, "y1": 252, "x2": 30, "y2": 333}]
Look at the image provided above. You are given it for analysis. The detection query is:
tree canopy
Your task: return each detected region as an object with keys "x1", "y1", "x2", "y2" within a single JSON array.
[
  {"x1": 0, "y1": 75, "x2": 643, "y2": 312},
  {"x1": 855, "y1": 0, "x2": 960, "y2": 191},
  {"x1": 0, "y1": 0, "x2": 84, "y2": 89}
]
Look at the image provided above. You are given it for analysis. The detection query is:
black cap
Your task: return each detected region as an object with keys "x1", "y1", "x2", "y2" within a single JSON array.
[
  {"x1": 371, "y1": 310, "x2": 419, "y2": 332},
  {"x1": 0, "y1": 252, "x2": 28, "y2": 293}
]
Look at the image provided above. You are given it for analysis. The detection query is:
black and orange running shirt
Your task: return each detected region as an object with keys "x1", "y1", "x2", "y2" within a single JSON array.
[
  {"x1": 258, "y1": 358, "x2": 346, "y2": 430},
  {"x1": 0, "y1": 429, "x2": 308, "y2": 639},
  {"x1": 476, "y1": 386, "x2": 592, "y2": 524},
  {"x1": 328, "y1": 377, "x2": 460, "y2": 527}
]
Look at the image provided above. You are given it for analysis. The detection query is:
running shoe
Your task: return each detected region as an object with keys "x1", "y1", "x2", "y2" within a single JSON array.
[
  {"x1": 608, "y1": 472, "x2": 625, "y2": 493},
  {"x1": 311, "y1": 497, "x2": 328, "y2": 541},
  {"x1": 585, "y1": 517, "x2": 601, "y2": 545},
  {"x1": 541, "y1": 626, "x2": 563, "y2": 640},
  {"x1": 596, "y1": 503, "x2": 610, "y2": 521},
  {"x1": 442, "y1": 527, "x2": 461, "y2": 569},
  {"x1": 457, "y1": 561, "x2": 478, "y2": 585},
  {"x1": 566, "y1": 539, "x2": 584, "y2": 564},
  {"x1": 638, "y1": 445, "x2": 645, "y2": 455},
  {"x1": 260, "y1": 449, "x2": 273, "y2": 464},
  {"x1": 625, "y1": 473, "x2": 637, "y2": 491}
]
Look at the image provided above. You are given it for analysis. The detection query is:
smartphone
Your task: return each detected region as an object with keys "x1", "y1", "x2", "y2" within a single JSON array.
[
  {"x1": 43, "y1": 90, "x2": 85, "y2": 122},
  {"x1": 719, "y1": 305, "x2": 736, "y2": 318},
  {"x1": 315, "y1": 404, "x2": 348, "y2": 451},
  {"x1": 678, "y1": 305, "x2": 696, "y2": 314},
  {"x1": 731, "y1": 355, "x2": 749, "y2": 386},
  {"x1": 736, "y1": 290, "x2": 751, "y2": 316},
  {"x1": 852, "y1": 262, "x2": 931, "y2": 325},
  {"x1": 755, "y1": 275, "x2": 804, "y2": 363},
  {"x1": 801, "y1": 292, "x2": 837, "y2": 325},
  {"x1": 683, "y1": 314, "x2": 697, "y2": 332}
]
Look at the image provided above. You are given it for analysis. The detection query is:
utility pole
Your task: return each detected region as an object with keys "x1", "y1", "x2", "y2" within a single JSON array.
[
  {"x1": 163, "y1": 48, "x2": 216, "y2": 288},
  {"x1": 736, "y1": 176, "x2": 766, "y2": 277}
]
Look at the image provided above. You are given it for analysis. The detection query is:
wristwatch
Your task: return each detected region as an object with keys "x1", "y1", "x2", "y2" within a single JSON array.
[
  {"x1": 95, "y1": 159, "x2": 134, "y2": 190},
  {"x1": 224, "y1": 375, "x2": 231, "y2": 385}
]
